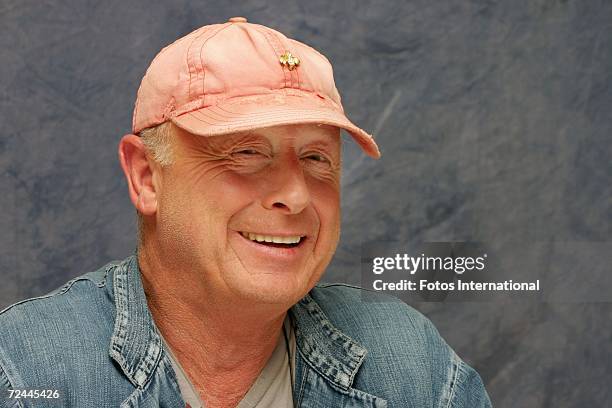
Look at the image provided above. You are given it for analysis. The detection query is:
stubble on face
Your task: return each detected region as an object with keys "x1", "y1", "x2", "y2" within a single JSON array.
[{"x1": 148, "y1": 123, "x2": 342, "y2": 307}]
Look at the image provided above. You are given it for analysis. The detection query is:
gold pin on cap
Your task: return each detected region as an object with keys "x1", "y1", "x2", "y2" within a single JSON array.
[{"x1": 279, "y1": 51, "x2": 300, "y2": 70}]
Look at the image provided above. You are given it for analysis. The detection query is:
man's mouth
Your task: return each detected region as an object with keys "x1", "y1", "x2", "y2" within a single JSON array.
[{"x1": 240, "y1": 231, "x2": 304, "y2": 248}]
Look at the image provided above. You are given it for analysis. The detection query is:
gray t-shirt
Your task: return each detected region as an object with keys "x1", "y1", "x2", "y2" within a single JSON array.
[{"x1": 161, "y1": 317, "x2": 296, "y2": 408}]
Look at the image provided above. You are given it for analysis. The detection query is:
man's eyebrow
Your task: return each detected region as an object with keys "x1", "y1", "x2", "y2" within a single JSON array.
[
  {"x1": 301, "y1": 137, "x2": 340, "y2": 152},
  {"x1": 200, "y1": 131, "x2": 266, "y2": 150}
]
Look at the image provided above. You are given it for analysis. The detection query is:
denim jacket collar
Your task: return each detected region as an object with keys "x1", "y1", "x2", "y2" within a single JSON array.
[
  {"x1": 109, "y1": 255, "x2": 164, "y2": 389},
  {"x1": 108, "y1": 255, "x2": 369, "y2": 393},
  {"x1": 289, "y1": 295, "x2": 367, "y2": 390}
]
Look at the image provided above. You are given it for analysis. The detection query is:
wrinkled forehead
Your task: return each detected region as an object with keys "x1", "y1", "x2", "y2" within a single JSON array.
[{"x1": 175, "y1": 123, "x2": 342, "y2": 152}]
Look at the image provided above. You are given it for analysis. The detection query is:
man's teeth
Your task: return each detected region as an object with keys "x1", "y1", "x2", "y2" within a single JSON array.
[{"x1": 241, "y1": 232, "x2": 302, "y2": 244}]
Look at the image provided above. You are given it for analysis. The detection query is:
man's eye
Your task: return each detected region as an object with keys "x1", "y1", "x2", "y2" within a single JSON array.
[
  {"x1": 304, "y1": 154, "x2": 329, "y2": 163},
  {"x1": 234, "y1": 149, "x2": 260, "y2": 155}
]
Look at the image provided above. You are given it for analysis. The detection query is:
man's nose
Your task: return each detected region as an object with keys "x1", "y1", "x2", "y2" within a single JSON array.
[{"x1": 261, "y1": 155, "x2": 311, "y2": 214}]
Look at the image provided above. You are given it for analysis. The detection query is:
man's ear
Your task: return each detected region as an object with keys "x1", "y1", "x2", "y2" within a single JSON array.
[{"x1": 118, "y1": 134, "x2": 159, "y2": 216}]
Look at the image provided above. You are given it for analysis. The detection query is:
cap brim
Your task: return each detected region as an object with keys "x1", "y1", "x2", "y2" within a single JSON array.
[{"x1": 171, "y1": 93, "x2": 381, "y2": 159}]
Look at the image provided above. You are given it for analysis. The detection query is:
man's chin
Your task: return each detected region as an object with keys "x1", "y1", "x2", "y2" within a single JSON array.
[{"x1": 227, "y1": 273, "x2": 311, "y2": 306}]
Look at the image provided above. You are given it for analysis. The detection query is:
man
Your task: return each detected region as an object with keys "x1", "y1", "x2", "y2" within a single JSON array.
[{"x1": 0, "y1": 18, "x2": 491, "y2": 407}]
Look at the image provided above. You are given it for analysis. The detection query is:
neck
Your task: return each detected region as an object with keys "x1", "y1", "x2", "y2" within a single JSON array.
[{"x1": 137, "y1": 246, "x2": 288, "y2": 407}]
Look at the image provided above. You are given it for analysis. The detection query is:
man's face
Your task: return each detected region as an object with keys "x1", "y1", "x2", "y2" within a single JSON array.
[{"x1": 152, "y1": 123, "x2": 341, "y2": 305}]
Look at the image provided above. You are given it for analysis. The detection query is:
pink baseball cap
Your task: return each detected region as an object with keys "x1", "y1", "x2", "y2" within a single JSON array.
[{"x1": 132, "y1": 17, "x2": 380, "y2": 159}]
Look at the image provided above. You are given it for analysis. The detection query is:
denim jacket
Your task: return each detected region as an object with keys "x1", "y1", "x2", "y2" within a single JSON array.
[{"x1": 0, "y1": 255, "x2": 491, "y2": 407}]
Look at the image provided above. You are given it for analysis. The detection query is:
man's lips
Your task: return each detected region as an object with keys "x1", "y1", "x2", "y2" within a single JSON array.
[
  {"x1": 230, "y1": 230, "x2": 312, "y2": 264},
  {"x1": 238, "y1": 231, "x2": 306, "y2": 248}
]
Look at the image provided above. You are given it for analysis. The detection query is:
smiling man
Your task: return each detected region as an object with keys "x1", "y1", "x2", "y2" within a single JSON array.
[{"x1": 0, "y1": 18, "x2": 491, "y2": 408}]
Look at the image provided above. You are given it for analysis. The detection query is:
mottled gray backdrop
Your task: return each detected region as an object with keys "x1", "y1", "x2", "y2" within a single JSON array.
[{"x1": 1, "y1": 1, "x2": 611, "y2": 407}]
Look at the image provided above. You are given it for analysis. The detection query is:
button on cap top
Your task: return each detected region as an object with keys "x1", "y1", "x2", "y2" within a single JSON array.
[{"x1": 228, "y1": 17, "x2": 247, "y2": 23}]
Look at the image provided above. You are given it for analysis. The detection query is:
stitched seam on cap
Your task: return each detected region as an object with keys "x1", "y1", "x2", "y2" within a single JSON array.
[
  {"x1": 282, "y1": 38, "x2": 300, "y2": 89},
  {"x1": 186, "y1": 23, "x2": 231, "y2": 102},
  {"x1": 192, "y1": 107, "x2": 342, "y2": 123},
  {"x1": 186, "y1": 27, "x2": 217, "y2": 101},
  {"x1": 198, "y1": 23, "x2": 234, "y2": 105},
  {"x1": 252, "y1": 26, "x2": 289, "y2": 90},
  {"x1": 133, "y1": 32, "x2": 199, "y2": 133}
]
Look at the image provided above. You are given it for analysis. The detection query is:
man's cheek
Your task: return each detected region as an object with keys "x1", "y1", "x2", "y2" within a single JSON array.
[{"x1": 208, "y1": 172, "x2": 261, "y2": 201}]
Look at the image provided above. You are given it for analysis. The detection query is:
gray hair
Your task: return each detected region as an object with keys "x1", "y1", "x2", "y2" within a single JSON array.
[{"x1": 139, "y1": 121, "x2": 174, "y2": 166}]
